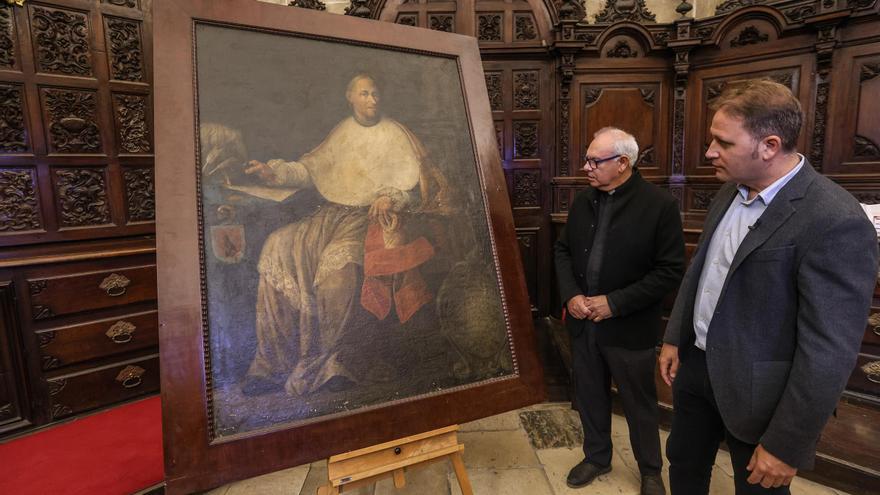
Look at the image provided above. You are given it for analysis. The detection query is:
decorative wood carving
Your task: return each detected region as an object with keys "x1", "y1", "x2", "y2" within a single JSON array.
[
  {"x1": 847, "y1": 0, "x2": 874, "y2": 8},
  {"x1": 853, "y1": 192, "x2": 880, "y2": 204},
  {"x1": 513, "y1": 170, "x2": 539, "y2": 207},
  {"x1": 783, "y1": 5, "x2": 816, "y2": 22},
  {"x1": 671, "y1": 85, "x2": 685, "y2": 176},
  {"x1": 32, "y1": 305, "x2": 54, "y2": 320},
  {"x1": 855, "y1": 135, "x2": 880, "y2": 157},
  {"x1": 862, "y1": 63, "x2": 880, "y2": 82},
  {"x1": 514, "y1": 14, "x2": 538, "y2": 41},
  {"x1": 584, "y1": 88, "x2": 603, "y2": 105},
  {"x1": 668, "y1": 184, "x2": 683, "y2": 209},
  {"x1": 495, "y1": 121, "x2": 503, "y2": 159},
  {"x1": 113, "y1": 94, "x2": 151, "y2": 153},
  {"x1": 514, "y1": 71, "x2": 539, "y2": 110},
  {"x1": 0, "y1": 403, "x2": 13, "y2": 420},
  {"x1": 695, "y1": 25, "x2": 715, "y2": 39},
  {"x1": 48, "y1": 378, "x2": 66, "y2": 395},
  {"x1": 607, "y1": 40, "x2": 638, "y2": 58},
  {"x1": 43, "y1": 88, "x2": 102, "y2": 154},
  {"x1": 106, "y1": 17, "x2": 144, "y2": 82},
  {"x1": 123, "y1": 167, "x2": 155, "y2": 222},
  {"x1": 0, "y1": 169, "x2": 41, "y2": 232},
  {"x1": 730, "y1": 26, "x2": 769, "y2": 48},
  {"x1": 637, "y1": 145, "x2": 655, "y2": 167},
  {"x1": 289, "y1": 0, "x2": 327, "y2": 10},
  {"x1": 396, "y1": 14, "x2": 417, "y2": 26},
  {"x1": 652, "y1": 31, "x2": 669, "y2": 45},
  {"x1": 54, "y1": 168, "x2": 111, "y2": 227},
  {"x1": 50, "y1": 403, "x2": 72, "y2": 420},
  {"x1": 514, "y1": 121, "x2": 538, "y2": 159},
  {"x1": 576, "y1": 32, "x2": 596, "y2": 44},
  {"x1": 478, "y1": 14, "x2": 502, "y2": 41},
  {"x1": 595, "y1": 0, "x2": 656, "y2": 24},
  {"x1": 42, "y1": 355, "x2": 62, "y2": 370},
  {"x1": 38, "y1": 330, "x2": 55, "y2": 347},
  {"x1": 0, "y1": 83, "x2": 27, "y2": 153},
  {"x1": 29, "y1": 280, "x2": 48, "y2": 296},
  {"x1": 560, "y1": 98, "x2": 570, "y2": 176},
  {"x1": 693, "y1": 189, "x2": 717, "y2": 210},
  {"x1": 429, "y1": 14, "x2": 453, "y2": 33},
  {"x1": 640, "y1": 88, "x2": 655, "y2": 105},
  {"x1": 715, "y1": 0, "x2": 764, "y2": 15},
  {"x1": 344, "y1": 0, "x2": 372, "y2": 18},
  {"x1": 102, "y1": 0, "x2": 139, "y2": 7},
  {"x1": 810, "y1": 81, "x2": 829, "y2": 170},
  {"x1": 486, "y1": 72, "x2": 502, "y2": 111},
  {"x1": 0, "y1": 5, "x2": 15, "y2": 69},
  {"x1": 30, "y1": 5, "x2": 92, "y2": 76}
]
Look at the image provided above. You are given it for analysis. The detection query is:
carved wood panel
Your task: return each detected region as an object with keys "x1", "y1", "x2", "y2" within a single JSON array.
[
  {"x1": 28, "y1": 4, "x2": 92, "y2": 76},
  {"x1": 513, "y1": 121, "x2": 538, "y2": 159},
  {"x1": 0, "y1": 0, "x2": 154, "y2": 245},
  {"x1": 512, "y1": 169, "x2": 540, "y2": 207},
  {"x1": 688, "y1": 58, "x2": 809, "y2": 177},
  {"x1": 477, "y1": 13, "x2": 502, "y2": 41},
  {"x1": 573, "y1": 77, "x2": 669, "y2": 177},
  {"x1": 513, "y1": 70, "x2": 539, "y2": 111},
  {"x1": 122, "y1": 167, "x2": 154, "y2": 222},
  {"x1": 40, "y1": 87, "x2": 103, "y2": 154}
]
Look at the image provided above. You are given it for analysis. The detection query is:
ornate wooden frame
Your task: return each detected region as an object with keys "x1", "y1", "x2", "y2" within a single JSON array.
[{"x1": 154, "y1": 1, "x2": 544, "y2": 493}]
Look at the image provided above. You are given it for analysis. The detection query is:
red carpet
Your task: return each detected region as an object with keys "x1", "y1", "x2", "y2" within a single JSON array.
[{"x1": 0, "y1": 396, "x2": 164, "y2": 495}]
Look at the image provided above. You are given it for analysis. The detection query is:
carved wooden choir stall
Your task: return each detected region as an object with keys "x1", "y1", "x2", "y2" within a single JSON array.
[{"x1": 1, "y1": 0, "x2": 878, "y2": 492}]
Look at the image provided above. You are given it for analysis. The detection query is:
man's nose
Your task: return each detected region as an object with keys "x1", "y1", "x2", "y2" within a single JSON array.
[{"x1": 705, "y1": 143, "x2": 719, "y2": 159}]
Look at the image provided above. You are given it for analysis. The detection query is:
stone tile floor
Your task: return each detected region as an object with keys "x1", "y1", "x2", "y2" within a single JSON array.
[{"x1": 206, "y1": 402, "x2": 851, "y2": 495}]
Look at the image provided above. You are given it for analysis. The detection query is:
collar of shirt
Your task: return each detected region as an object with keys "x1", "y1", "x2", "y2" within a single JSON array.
[{"x1": 735, "y1": 154, "x2": 805, "y2": 206}]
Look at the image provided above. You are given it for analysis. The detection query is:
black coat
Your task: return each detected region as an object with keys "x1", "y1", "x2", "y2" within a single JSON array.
[{"x1": 554, "y1": 170, "x2": 685, "y2": 349}]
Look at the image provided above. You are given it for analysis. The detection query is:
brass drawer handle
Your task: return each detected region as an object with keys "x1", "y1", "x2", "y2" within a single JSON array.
[
  {"x1": 116, "y1": 365, "x2": 145, "y2": 389},
  {"x1": 863, "y1": 361, "x2": 880, "y2": 384},
  {"x1": 105, "y1": 321, "x2": 136, "y2": 344},
  {"x1": 870, "y1": 313, "x2": 880, "y2": 337},
  {"x1": 99, "y1": 273, "x2": 131, "y2": 297}
]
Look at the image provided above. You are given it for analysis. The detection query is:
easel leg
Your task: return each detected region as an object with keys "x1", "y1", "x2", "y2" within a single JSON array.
[
  {"x1": 392, "y1": 468, "x2": 406, "y2": 488},
  {"x1": 450, "y1": 452, "x2": 473, "y2": 495}
]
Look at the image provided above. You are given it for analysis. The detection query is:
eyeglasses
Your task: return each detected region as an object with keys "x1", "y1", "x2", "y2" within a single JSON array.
[{"x1": 583, "y1": 154, "x2": 622, "y2": 169}]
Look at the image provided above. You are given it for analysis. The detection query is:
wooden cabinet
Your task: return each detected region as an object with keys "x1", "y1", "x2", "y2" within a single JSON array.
[{"x1": 0, "y1": 281, "x2": 31, "y2": 435}]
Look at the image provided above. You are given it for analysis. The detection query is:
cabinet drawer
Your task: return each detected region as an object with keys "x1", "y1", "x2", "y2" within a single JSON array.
[
  {"x1": 846, "y1": 353, "x2": 880, "y2": 399},
  {"x1": 864, "y1": 311, "x2": 880, "y2": 351},
  {"x1": 28, "y1": 265, "x2": 157, "y2": 321},
  {"x1": 37, "y1": 311, "x2": 158, "y2": 371},
  {"x1": 46, "y1": 354, "x2": 159, "y2": 420}
]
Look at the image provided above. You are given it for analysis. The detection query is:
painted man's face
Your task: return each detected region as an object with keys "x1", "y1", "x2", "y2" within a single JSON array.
[{"x1": 348, "y1": 77, "x2": 380, "y2": 124}]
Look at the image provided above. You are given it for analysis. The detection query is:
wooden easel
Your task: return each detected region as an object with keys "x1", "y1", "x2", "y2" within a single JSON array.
[{"x1": 317, "y1": 425, "x2": 473, "y2": 495}]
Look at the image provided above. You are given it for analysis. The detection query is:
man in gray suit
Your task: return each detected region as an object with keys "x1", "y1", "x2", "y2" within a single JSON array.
[{"x1": 659, "y1": 79, "x2": 878, "y2": 493}]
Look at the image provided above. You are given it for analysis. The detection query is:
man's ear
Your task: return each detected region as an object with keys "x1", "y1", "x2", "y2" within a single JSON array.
[
  {"x1": 760, "y1": 135, "x2": 783, "y2": 160},
  {"x1": 618, "y1": 157, "x2": 630, "y2": 173}
]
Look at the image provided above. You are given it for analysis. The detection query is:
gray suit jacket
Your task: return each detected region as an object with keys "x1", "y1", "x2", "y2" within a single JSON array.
[{"x1": 664, "y1": 162, "x2": 878, "y2": 469}]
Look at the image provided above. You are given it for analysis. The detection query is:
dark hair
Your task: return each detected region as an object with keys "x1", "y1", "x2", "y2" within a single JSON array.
[{"x1": 710, "y1": 79, "x2": 803, "y2": 152}]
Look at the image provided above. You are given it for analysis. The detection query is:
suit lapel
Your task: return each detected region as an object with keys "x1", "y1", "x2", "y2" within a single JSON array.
[{"x1": 725, "y1": 162, "x2": 815, "y2": 276}]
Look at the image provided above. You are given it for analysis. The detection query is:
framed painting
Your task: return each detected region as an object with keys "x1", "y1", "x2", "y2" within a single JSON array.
[{"x1": 154, "y1": 0, "x2": 544, "y2": 492}]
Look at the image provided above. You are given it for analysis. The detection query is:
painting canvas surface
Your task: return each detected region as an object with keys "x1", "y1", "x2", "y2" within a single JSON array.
[{"x1": 195, "y1": 23, "x2": 516, "y2": 439}]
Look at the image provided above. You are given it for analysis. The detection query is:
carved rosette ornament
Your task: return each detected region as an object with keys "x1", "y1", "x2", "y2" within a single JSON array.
[
  {"x1": 595, "y1": 0, "x2": 656, "y2": 24},
  {"x1": 693, "y1": 190, "x2": 717, "y2": 210},
  {"x1": 730, "y1": 26, "x2": 769, "y2": 48},
  {"x1": 289, "y1": 0, "x2": 326, "y2": 10},
  {"x1": 478, "y1": 14, "x2": 502, "y2": 41},
  {"x1": 114, "y1": 94, "x2": 150, "y2": 153},
  {"x1": 123, "y1": 167, "x2": 155, "y2": 222},
  {"x1": 514, "y1": 14, "x2": 537, "y2": 41},
  {"x1": 106, "y1": 18, "x2": 144, "y2": 82},
  {"x1": 485, "y1": 72, "x2": 502, "y2": 111},
  {"x1": 513, "y1": 171, "x2": 539, "y2": 207},
  {"x1": 0, "y1": 169, "x2": 41, "y2": 232},
  {"x1": 1, "y1": 5, "x2": 15, "y2": 69},
  {"x1": 396, "y1": 14, "x2": 417, "y2": 26},
  {"x1": 513, "y1": 71, "x2": 539, "y2": 110},
  {"x1": 0, "y1": 83, "x2": 27, "y2": 152},
  {"x1": 55, "y1": 168, "x2": 111, "y2": 227},
  {"x1": 30, "y1": 6, "x2": 92, "y2": 76},
  {"x1": 429, "y1": 14, "x2": 453, "y2": 32},
  {"x1": 513, "y1": 121, "x2": 538, "y2": 159},
  {"x1": 43, "y1": 88, "x2": 102, "y2": 153},
  {"x1": 607, "y1": 40, "x2": 638, "y2": 58}
]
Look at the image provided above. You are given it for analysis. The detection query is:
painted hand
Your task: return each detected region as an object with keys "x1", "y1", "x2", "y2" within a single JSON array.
[
  {"x1": 244, "y1": 159, "x2": 276, "y2": 184},
  {"x1": 369, "y1": 196, "x2": 395, "y2": 228},
  {"x1": 746, "y1": 444, "x2": 797, "y2": 488}
]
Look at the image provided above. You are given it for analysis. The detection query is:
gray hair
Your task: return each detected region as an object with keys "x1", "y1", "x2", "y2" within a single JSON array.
[{"x1": 593, "y1": 127, "x2": 639, "y2": 166}]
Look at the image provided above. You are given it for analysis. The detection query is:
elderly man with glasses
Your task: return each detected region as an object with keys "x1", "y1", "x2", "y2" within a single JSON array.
[{"x1": 554, "y1": 127, "x2": 685, "y2": 494}]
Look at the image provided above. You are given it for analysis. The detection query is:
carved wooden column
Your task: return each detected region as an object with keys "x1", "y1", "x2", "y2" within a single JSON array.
[
  {"x1": 667, "y1": 15, "x2": 699, "y2": 210},
  {"x1": 554, "y1": 14, "x2": 582, "y2": 179},
  {"x1": 805, "y1": 11, "x2": 846, "y2": 171}
]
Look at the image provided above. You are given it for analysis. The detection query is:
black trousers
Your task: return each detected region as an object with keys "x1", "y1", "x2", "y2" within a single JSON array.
[
  {"x1": 666, "y1": 348, "x2": 791, "y2": 494},
  {"x1": 571, "y1": 325, "x2": 662, "y2": 475}
]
